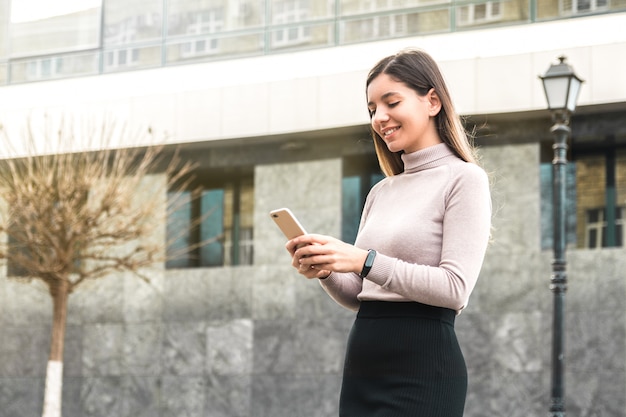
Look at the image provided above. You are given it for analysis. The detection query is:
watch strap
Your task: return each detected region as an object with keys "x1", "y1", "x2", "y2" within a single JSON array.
[{"x1": 359, "y1": 249, "x2": 377, "y2": 278}]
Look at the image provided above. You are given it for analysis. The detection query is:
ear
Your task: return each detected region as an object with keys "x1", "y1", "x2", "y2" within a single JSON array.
[{"x1": 427, "y1": 88, "x2": 442, "y2": 117}]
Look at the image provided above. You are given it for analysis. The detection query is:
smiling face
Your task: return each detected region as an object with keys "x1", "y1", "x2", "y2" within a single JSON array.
[{"x1": 366, "y1": 73, "x2": 442, "y2": 154}]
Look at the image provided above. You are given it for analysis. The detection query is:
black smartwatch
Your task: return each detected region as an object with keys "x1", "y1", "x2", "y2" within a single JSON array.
[{"x1": 359, "y1": 249, "x2": 377, "y2": 278}]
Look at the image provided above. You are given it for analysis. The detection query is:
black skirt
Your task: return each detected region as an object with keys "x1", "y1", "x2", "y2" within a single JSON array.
[{"x1": 339, "y1": 301, "x2": 467, "y2": 417}]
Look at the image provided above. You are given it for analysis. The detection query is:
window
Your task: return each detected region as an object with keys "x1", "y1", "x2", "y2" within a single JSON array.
[
  {"x1": 539, "y1": 162, "x2": 578, "y2": 250},
  {"x1": 272, "y1": 0, "x2": 311, "y2": 48},
  {"x1": 585, "y1": 207, "x2": 624, "y2": 248},
  {"x1": 541, "y1": 130, "x2": 626, "y2": 250},
  {"x1": 25, "y1": 56, "x2": 63, "y2": 80},
  {"x1": 103, "y1": 0, "x2": 163, "y2": 45},
  {"x1": 560, "y1": 0, "x2": 609, "y2": 15},
  {"x1": 458, "y1": 1, "x2": 503, "y2": 26},
  {"x1": 166, "y1": 169, "x2": 254, "y2": 268},
  {"x1": 105, "y1": 48, "x2": 140, "y2": 68},
  {"x1": 179, "y1": 8, "x2": 224, "y2": 58},
  {"x1": 342, "y1": 13, "x2": 408, "y2": 42},
  {"x1": 342, "y1": 156, "x2": 384, "y2": 244}
]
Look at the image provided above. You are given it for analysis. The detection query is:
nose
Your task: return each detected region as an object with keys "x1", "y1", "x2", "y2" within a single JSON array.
[{"x1": 372, "y1": 108, "x2": 389, "y2": 127}]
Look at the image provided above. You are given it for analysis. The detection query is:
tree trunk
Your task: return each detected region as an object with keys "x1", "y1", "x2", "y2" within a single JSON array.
[{"x1": 42, "y1": 279, "x2": 69, "y2": 417}]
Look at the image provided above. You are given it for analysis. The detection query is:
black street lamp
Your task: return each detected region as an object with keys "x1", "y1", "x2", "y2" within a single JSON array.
[{"x1": 539, "y1": 56, "x2": 583, "y2": 417}]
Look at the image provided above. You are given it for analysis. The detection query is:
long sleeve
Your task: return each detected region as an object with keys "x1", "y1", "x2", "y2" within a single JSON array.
[{"x1": 320, "y1": 143, "x2": 491, "y2": 313}]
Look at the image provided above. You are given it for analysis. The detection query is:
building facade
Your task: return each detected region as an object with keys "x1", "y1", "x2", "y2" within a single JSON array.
[{"x1": 0, "y1": 1, "x2": 625, "y2": 416}]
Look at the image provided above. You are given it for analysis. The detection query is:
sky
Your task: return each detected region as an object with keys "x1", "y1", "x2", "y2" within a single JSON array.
[{"x1": 10, "y1": 0, "x2": 101, "y2": 23}]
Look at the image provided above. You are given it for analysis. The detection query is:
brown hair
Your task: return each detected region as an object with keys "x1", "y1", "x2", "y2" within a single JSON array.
[{"x1": 366, "y1": 48, "x2": 478, "y2": 176}]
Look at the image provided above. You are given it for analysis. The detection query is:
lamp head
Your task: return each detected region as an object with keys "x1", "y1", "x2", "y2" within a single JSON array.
[{"x1": 539, "y1": 56, "x2": 584, "y2": 122}]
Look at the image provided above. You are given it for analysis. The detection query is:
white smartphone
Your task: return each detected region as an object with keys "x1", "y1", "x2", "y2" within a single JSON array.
[{"x1": 270, "y1": 208, "x2": 307, "y2": 240}]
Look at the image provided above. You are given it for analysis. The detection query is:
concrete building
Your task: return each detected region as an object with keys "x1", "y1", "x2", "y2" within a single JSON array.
[{"x1": 0, "y1": 1, "x2": 625, "y2": 416}]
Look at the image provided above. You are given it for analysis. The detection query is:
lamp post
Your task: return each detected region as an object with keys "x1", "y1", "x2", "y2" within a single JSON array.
[{"x1": 539, "y1": 56, "x2": 583, "y2": 417}]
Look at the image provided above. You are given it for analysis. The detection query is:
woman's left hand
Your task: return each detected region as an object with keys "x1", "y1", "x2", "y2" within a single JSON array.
[{"x1": 286, "y1": 234, "x2": 369, "y2": 276}]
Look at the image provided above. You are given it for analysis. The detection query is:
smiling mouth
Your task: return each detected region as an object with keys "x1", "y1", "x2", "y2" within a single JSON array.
[{"x1": 383, "y1": 127, "x2": 399, "y2": 137}]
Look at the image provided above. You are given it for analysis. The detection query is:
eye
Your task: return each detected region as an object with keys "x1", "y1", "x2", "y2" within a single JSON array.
[
  {"x1": 368, "y1": 108, "x2": 376, "y2": 117},
  {"x1": 388, "y1": 101, "x2": 399, "y2": 108}
]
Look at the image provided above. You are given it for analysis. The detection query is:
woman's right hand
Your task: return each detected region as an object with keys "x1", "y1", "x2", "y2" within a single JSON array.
[{"x1": 286, "y1": 234, "x2": 368, "y2": 280}]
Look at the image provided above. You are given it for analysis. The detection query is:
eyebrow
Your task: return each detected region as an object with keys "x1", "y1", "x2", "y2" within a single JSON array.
[{"x1": 367, "y1": 91, "x2": 401, "y2": 108}]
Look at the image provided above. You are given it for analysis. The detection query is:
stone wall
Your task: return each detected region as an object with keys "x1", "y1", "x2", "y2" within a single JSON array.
[{"x1": 0, "y1": 143, "x2": 625, "y2": 416}]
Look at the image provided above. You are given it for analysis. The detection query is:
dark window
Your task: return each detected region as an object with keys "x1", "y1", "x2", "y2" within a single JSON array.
[
  {"x1": 342, "y1": 155, "x2": 383, "y2": 244},
  {"x1": 539, "y1": 161, "x2": 578, "y2": 250},
  {"x1": 166, "y1": 168, "x2": 254, "y2": 268}
]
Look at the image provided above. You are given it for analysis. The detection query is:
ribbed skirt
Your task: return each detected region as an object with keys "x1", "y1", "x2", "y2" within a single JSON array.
[{"x1": 339, "y1": 301, "x2": 467, "y2": 417}]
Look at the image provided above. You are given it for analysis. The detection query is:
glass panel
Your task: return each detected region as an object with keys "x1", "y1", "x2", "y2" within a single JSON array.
[
  {"x1": 238, "y1": 178, "x2": 254, "y2": 265},
  {"x1": 269, "y1": 22, "x2": 334, "y2": 50},
  {"x1": 574, "y1": 154, "x2": 605, "y2": 248},
  {"x1": 167, "y1": 0, "x2": 266, "y2": 36},
  {"x1": 0, "y1": 0, "x2": 9, "y2": 58},
  {"x1": 340, "y1": 9, "x2": 447, "y2": 43},
  {"x1": 339, "y1": 0, "x2": 447, "y2": 15},
  {"x1": 588, "y1": 227, "x2": 597, "y2": 248},
  {"x1": 103, "y1": 0, "x2": 163, "y2": 45},
  {"x1": 166, "y1": 191, "x2": 193, "y2": 269},
  {"x1": 9, "y1": 51, "x2": 99, "y2": 83},
  {"x1": 456, "y1": 0, "x2": 528, "y2": 27},
  {"x1": 9, "y1": 0, "x2": 102, "y2": 57},
  {"x1": 540, "y1": 162, "x2": 577, "y2": 250},
  {"x1": 103, "y1": 45, "x2": 161, "y2": 72},
  {"x1": 537, "y1": 0, "x2": 625, "y2": 19},
  {"x1": 166, "y1": 32, "x2": 263, "y2": 63},
  {"x1": 536, "y1": 0, "x2": 562, "y2": 19},
  {"x1": 200, "y1": 189, "x2": 225, "y2": 267},
  {"x1": 0, "y1": 62, "x2": 7, "y2": 85},
  {"x1": 342, "y1": 176, "x2": 361, "y2": 244},
  {"x1": 270, "y1": 0, "x2": 335, "y2": 22}
]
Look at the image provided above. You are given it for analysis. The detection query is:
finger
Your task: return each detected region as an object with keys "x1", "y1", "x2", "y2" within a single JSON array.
[{"x1": 291, "y1": 234, "x2": 329, "y2": 247}]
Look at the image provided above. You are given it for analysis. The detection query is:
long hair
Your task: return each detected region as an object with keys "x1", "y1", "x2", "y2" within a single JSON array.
[{"x1": 366, "y1": 48, "x2": 478, "y2": 176}]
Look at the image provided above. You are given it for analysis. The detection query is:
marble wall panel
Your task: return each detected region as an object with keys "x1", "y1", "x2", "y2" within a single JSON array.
[
  {"x1": 254, "y1": 158, "x2": 342, "y2": 266},
  {"x1": 0, "y1": 376, "x2": 43, "y2": 417},
  {"x1": 82, "y1": 324, "x2": 124, "y2": 376},
  {"x1": 120, "y1": 376, "x2": 162, "y2": 417},
  {"x1": 251, "y1": 374, "x2": 341, "y2": 417},
  {"x1": 205, "y1": 373, "x2": 252, "y2": 417},
  {"x1": 162, "y1": 268, "x2": 210, "y2": 322},
  {"x1": 123, "y1": 269, "x2": 164, "y2": 323},
  {"x1": 123, "y1": 323, "x2": 162, "y2": 375},
  {"x1": 475, "y1": 251, "x2": 546, "y2": 314},
  {"x1": 0, "y1": 325, "x2": 49, "y2": 377},
  {"x1": 207, "y1": 266, "x2": 254, "y2": 320},
  {"x1": 252, "y1": 265, "x2": 297, "y2": 321},
  {"x1": 63, "y1": 325, "x2": 83, "y2": 377},
  {"x1": 1, "y1": 278, "x2": 51, "y2": 325},
  {"x1": 161, "y1": 322, "x2": 206, "y2": 376},
  {"x1": 71, "y1": 275, "x2": 125, "y2": 325},
  {"x1": 480, "y1": 143, "x2": 541, "y2": 255},
  {"x1": 293, "y1": 273, "x2": 356, "y2": 322},
  {"x1": 253, "y1": 319, "x2": 298, "y2": 375},
  {"x1": 206, "y1": 319, "x2": 253, "y2": 375},
  {"x1": 77, "y1": 376, "x2": 124, "y2": 417},
  {"x1": 161, "y1": 375, "x2": 205, "y2": 417}
]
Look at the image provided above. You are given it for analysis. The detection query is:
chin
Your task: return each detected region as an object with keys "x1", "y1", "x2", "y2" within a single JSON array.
[{"x1": 385, "y1": 143, "x2": 403, "y2": 153}]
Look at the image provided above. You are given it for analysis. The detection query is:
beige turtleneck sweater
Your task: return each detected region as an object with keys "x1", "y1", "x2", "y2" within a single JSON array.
[{"x1": 320, "y1": 143, "x2": 492, "y2": 313}]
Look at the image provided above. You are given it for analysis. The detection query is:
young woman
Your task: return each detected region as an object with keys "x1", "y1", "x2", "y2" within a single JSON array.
[{"x1": 286, "y1": 48, "x2": 491, "y2": 416}]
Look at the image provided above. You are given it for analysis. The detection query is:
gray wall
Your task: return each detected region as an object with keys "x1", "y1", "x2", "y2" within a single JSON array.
[{"x1": 0, "y1": 143, "x2": 625, "y2": 416}]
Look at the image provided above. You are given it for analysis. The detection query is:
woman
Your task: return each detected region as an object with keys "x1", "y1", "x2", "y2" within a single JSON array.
[{"x1": 286, "y1": 48, "x2": 491, "y2": 416}]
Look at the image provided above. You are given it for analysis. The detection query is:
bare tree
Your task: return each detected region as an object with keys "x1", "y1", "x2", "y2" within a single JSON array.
[{"x1": 0, "y1": 116, "x2": 195, "y2": 417}]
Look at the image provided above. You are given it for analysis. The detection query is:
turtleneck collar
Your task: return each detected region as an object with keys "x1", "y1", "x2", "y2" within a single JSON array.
[{"x1": 400, "y1": 143, "x2": 457, "y2": 174}]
